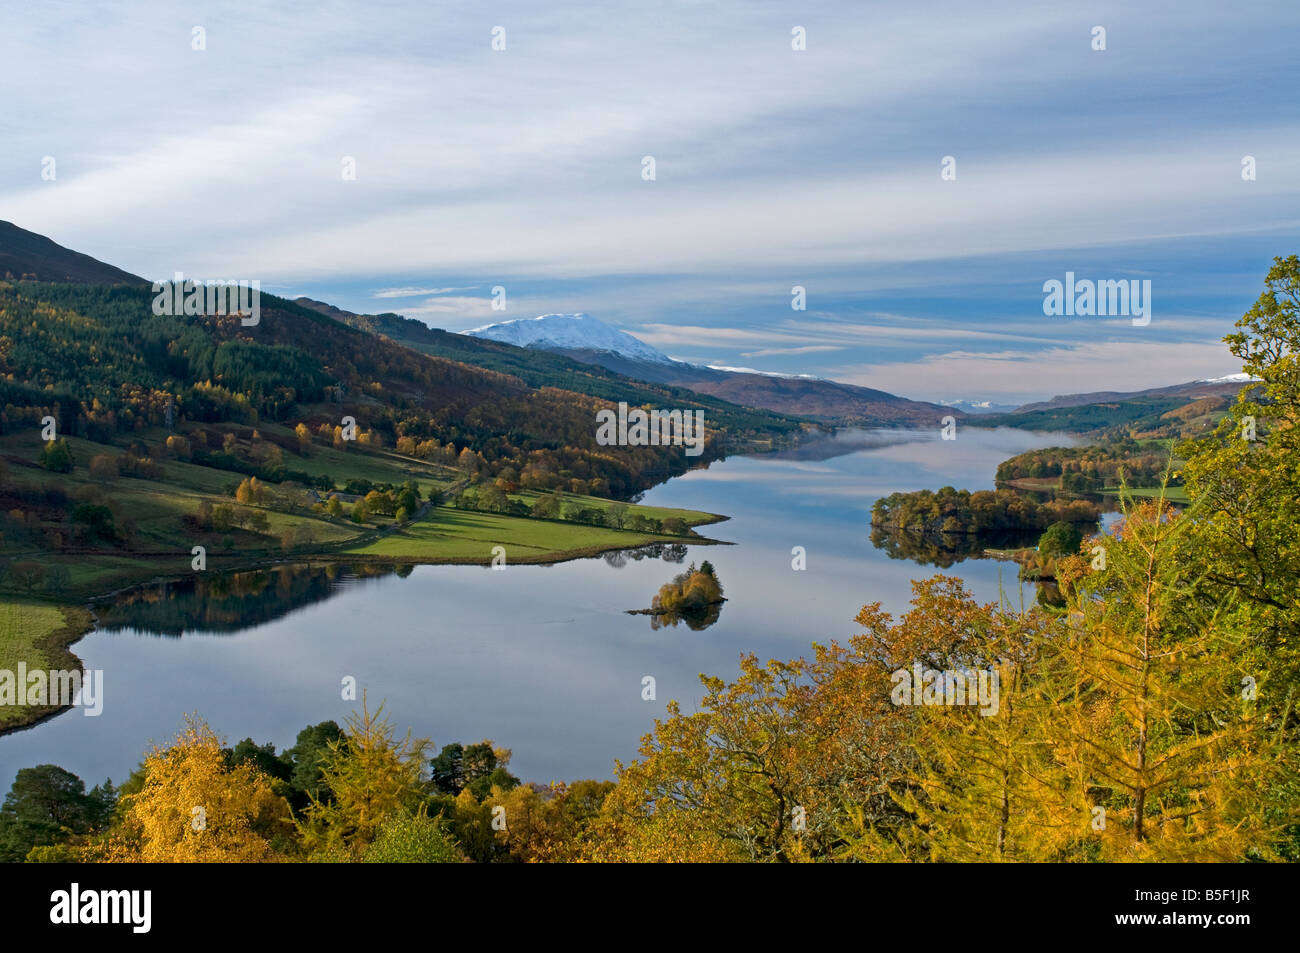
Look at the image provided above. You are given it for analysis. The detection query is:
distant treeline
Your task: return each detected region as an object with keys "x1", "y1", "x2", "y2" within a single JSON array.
[
  {"x1": 871, "y1": 487, "x2": 1100, "y2": 535},
  {"x1": 451, "y1": 486, "x2": 694, "y2": 536},
  {"x1": 995, "y1": 440, "x2": 1176, "y2": 492}
]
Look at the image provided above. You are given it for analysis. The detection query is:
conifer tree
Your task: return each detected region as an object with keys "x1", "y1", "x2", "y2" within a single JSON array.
[{"x1": 1042, "y1": 496, "x2": 1295, "y2": 860}]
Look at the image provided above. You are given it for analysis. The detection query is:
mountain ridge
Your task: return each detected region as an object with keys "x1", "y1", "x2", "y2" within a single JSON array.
[
  {"x1": 1012, "y1": 378, "x2": 1251, "y2": 414},
  {"x1": 0, "y1": 220, "x2": 146, "y2": 285},
  {"x1": 459, "y1": 311, "x2": 959, "y2": 427}
]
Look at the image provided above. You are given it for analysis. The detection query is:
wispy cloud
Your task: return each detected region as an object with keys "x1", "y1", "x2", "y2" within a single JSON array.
[
  {"x1": 396, "y1": 296, "x2": 500, "y2": 324},
  {"x1": 741, "y1": 344, "x2": 846, "y2": 357},
  {"x1": 835, "y1": 340, "x2": 1240, "y2": 404},
  {"x1": 373, "y1": 286, "x2": 475, "y2": 299}
]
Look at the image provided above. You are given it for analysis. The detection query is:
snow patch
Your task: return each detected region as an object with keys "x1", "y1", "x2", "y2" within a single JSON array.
[
  {"x1": 706, "y1": 365, "x2": 821, "y2": 380},
  {"x1": 464, "y1": 313, "x2": 674, "y2": 365},
  {"x1": 1198, "y1": 373, "x2": 1259, "y2": 384}
]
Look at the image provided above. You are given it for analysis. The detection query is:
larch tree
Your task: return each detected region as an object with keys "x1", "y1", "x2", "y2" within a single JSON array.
[
  {"x1": 95, "y1": 715, "x2": 290, "y2": 863},
  {"x1": 297, "y1": 696, "x2": 429, "y2": 861},
  {"x1": 1042, "y1": 497, "x2": 1294, "y2": 861}
]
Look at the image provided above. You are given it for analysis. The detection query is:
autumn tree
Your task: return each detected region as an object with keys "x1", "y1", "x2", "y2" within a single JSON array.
[
  {"x1": 586, "y1": 653, "x2": 829, "y2": 862},
  {"x1": 235, "y1": 476, "x2": 266, "y2": 504},
  {"x1": 479, "y1": 780, "x2": 615, "y2": 862},
  {"x1": 1034, "y1": 499, "x2": 1294, "y2": 860},
  {"x1": 39, "y1": 438, "x2": 73, "y2": 472},
  {"x1": 297, "y1": 698, "x2": 429, "y2": 860},
  {"x1": 845, "y1": 598, "x2": 1060, "y2": 862},
  {"x1": 95, "y1": 716, "x2": 290, "y2": 862},
  {"x1": 361, "y1": 807, "x2": 463, "y2": 863},
  {"x1": 1178, "y1": 254, "x2": 1300, "y2": 857}
]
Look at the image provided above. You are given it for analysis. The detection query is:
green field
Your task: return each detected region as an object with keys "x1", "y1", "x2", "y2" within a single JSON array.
[
  {"x1": 0, "y1": 600, "x2": 91, "y2": 728},
  {"x1": 345, "y1": 507, "x2": 716, "y2": 562},
  {"x1": 505, "y1": 488, "x2": 723, "y2": 527},
  {"x1": 0, "y1": 423, "x2": 726, "y2": 729},
  {"x1": 0, "y1": 425, "x2": 722, "y2": 599}
]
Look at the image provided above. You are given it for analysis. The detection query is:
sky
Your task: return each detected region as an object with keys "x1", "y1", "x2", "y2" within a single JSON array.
[{"x1": 3, "y1": 0, "x2": 1297, "y2": 403}]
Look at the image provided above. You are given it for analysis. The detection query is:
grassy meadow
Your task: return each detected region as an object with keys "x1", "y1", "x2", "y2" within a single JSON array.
[{"x1": 0, "y1": 421, "x2": 723, "y2": 728}]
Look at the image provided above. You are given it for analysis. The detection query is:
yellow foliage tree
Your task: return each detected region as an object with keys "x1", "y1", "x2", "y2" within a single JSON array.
[
  {"x1": 94, "y1": 715, "x2": 290, "y2": 862},
  {"x1": 297, "y1": 696, "x2": 429, "y2": 860}
]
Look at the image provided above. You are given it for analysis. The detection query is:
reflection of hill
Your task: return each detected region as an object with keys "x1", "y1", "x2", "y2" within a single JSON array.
[
  {"x1": 765, "y1": 429, "x2": 927, "y2": 463},
  {"x1": 869, "y1": 527, "x2": 1041, "y2": 569},
  {"x1": 93, "y1": 563, "x2": 401, "y2": 637}
]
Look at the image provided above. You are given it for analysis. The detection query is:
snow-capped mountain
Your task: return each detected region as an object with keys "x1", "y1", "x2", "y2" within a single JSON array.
[
  {"x1": 460, "y1": 311, "x2": 957, "y2": 426},
  {"x1": 1198, "y1": 373, "x2": 1259, "y2": 384},
  {"x1": 938, "y1": 398, "x2": 1020, "y2": 415},
  {"x1": 465, "y1": 313, "x2": 676, "y2": 365}
]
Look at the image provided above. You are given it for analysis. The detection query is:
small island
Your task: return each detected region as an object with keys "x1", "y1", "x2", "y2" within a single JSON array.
[
  {"x1": 627, "y1": 561, "x2": 726, "y2": 630},
  {"x1": 870, "y1": 487, "x2": 1100, "y2": 535}
]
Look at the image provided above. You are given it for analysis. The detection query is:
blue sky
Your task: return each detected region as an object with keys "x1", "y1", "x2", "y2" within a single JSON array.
[{"x1": 3, "y1": 0, "x2": 1297, "y2": 402}]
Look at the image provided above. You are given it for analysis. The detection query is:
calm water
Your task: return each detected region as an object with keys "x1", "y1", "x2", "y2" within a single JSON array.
[{"x1": 0, "y1": 427, "x2": 1078, "y2": 789}]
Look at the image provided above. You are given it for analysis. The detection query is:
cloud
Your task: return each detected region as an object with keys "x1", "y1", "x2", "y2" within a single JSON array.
[
  {"x1": 636, "y1": 324, "x2": 809, "y2": 349},
  {"x1": 395, "y1": 296, "x2": 500, "y2": 325},
  {"x1": 834, "y1": 339, "x2": 1240, "y2": 403},
  {"x1": 741, "y1": 345, "x2": 846, "y2": 357},
  {"x1": 373, "y1": 286, "x2": 475, "y2": 298},
  {"x1": 3, "y1": 1, "x2": 1296, "y2": 285}
]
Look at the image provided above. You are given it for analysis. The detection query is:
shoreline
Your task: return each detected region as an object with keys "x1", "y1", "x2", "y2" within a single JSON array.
[{"x1": 0, "y1": 510, "x2": 732, "y2": 735}]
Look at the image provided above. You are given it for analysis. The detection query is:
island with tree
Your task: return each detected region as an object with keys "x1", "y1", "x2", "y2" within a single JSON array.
[{"x1": 628, "y1": 561, "x2": 726, "y2": 630}]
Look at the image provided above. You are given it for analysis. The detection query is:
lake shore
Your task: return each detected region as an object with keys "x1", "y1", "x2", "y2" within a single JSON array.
[{"x1": 0, "y1": 502, "x2": 730, "y2": 733}]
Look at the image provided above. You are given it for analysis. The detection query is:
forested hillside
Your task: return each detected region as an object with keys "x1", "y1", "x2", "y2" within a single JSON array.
[
  {"x1": 297, "y1": 297, "x2": 805, "y2": 439},
  {"x1": 995, "y1": 440, "x2": 1179, "y2": 493},
  {"x1": 0, "y1": 281, "x2": 786, "y2": 497},
  {"x1": 970, "y1": 392, "x2": 1235, "y2": 439}
]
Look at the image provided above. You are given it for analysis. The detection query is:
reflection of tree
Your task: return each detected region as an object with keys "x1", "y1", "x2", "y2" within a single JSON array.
[
  {"x1": 1035, "y1": 580, "x2": 1065, "y2": 608},
  {"x1": 602, "y1": 542, "x2": 690, "y2": 568},
  {"x1": 649, "y1": 602, "x2": 722, "y2": 631},
  {"x1": 94, "y1": 563, "x2": 403, "y2": 637},
  {"x1": 869, "y1": 527, "x2": 1040, "y2": 569}
]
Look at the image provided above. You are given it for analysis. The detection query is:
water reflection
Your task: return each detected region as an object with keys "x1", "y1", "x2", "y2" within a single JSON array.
[
  {"x1": 601, "y1": 542, "x2": 689, "y2": 568},
  {"x1": 95, "y1": 543, "x2": 702, "y2": 638},
  {"x1": 868, "y1": 526, "x2": 1044, "y2": 568},
  {"x1": 643, "y1": 602, "x2": 723, "y2": 631},
  {"x1": 92, "y1": 564, "x2": 399, "y2": 636}
]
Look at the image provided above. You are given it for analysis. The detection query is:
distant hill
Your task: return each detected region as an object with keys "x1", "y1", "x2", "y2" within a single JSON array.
[
  {"x1": 969, "y1": 378, "x2": 1256, "y2": 439},
  {"x1": 1011, "y1": 378, "x2": 1251, "y2": 414},
  {"x1": 0, "y1": 221, "x2": 145, "y2": 284},
  {"x1": 939, "y1": 399, "x2": 1021, "y2": 415},
  {"x1": 664, "y1": 367, "x2": 957, "y2": 428},
  {"x1": 459, "y1": 312, "x2": 957, "y2": 427},
  {"x1": 294, "y1": 298, "x2": 806, "y2": 439}
]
